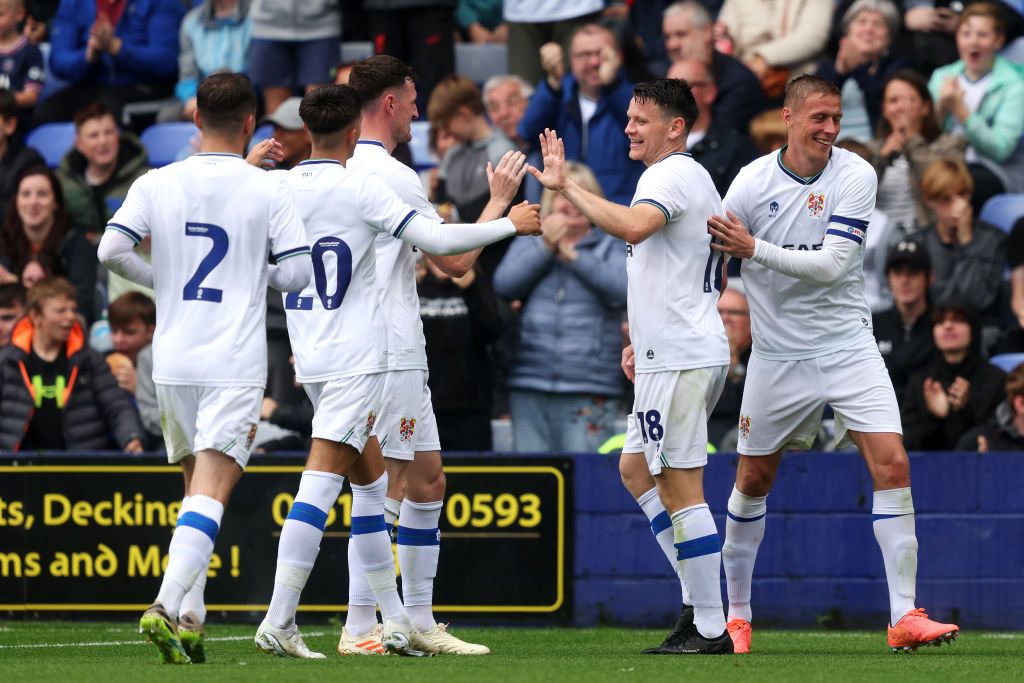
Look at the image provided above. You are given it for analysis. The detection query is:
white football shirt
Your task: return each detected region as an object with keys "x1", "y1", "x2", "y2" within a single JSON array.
[
  {"x1": 628, "y1": 152, "x2": 730, "y2": 373},
  {"x1": 106, "y1": 153, "x2": 308, "y2": 387},
  {"x1": 282, "y1": 159, "x2": 424, "y2": 382},
  {"x1": 723, "y1": 146, "x2": 876, "y2": 361},
  {"x1": 348, "y1": 139, "x2": 441, "y2": 371}
]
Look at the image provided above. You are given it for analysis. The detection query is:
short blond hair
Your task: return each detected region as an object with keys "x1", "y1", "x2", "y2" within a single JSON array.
[
  {"x1": 921, "y1": 159, "x2": 973, "y2": 200},
  {"x1": 26, "y1": 277, "x2": 76, "y2": 314},
  {"x1": 540, "y1": 162, "x2": 603, "y2": 216},
  {"x1": 426, "y1": 75, "x2": 483, "y2": 126}
]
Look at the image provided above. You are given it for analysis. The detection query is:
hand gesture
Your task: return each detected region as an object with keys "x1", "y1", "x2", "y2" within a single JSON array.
[
  {"x1": 246, "y1": 138, "x2": 284, "y2": 169},
  {"x1": 526, "y1": 128, "x2": 568, "y2": 191},
  {"x1": 880, "y1": 127, "x2": 908, "y2": 157},
  {"x1": 540, "y1": 42, "x2": 565, "y2": 90},
  {"x1": 541, "y1": 212, "x2": 570, "y2": 250},
  {"x1": 598, "y1": 44, "x2": 622, "y2": 86},
  {"x1": 923, "y1": 377, "x2": 950, "y2": 418},
  {"x1": 951, "y1": 195, "x2": 973, "y2": 245},
  {"x1": 124, "y1": 438, "x2": 144, "y2": 453},
  {"x1": 708, "y1": 211, "x2": 754, "y2": 259},
  {"x1": 508, "y1": 200, "x2": 543, "y2": 236},
  {"x1": 556, "y1": 238, "x2": 578, "y2": 262},
  {"x1": 621, "y1": 344, "x2": 636, "y2": 383},
  {"x1": 947, "y1": 377, "x2": 971, "y2": 412},
  {"x1": 835, "y1": 36, "x2": 871, "y2": 75},
  {"x1": 938, "y1": 77, "x2": 963, "y2": 116},
  {"x1": 977, "y1": 434, "x2": 989, "y2": 453},
  {"x1": 486, "y1": 150, "x2": 528, "y2": 205}
]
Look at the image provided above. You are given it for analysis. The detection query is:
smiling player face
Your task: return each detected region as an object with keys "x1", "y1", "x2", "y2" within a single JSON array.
[
  {"x1": 785, "y1": 93, "x2": 841, "y2": 171},
  {"x1": 624, "y1": 98, "x2": 680, "y2": 167}
]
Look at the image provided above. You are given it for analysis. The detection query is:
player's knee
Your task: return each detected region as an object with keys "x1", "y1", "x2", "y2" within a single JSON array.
[
  {"x1": 736, "y1": 465, "x2": 775, "y2": 497},
  {"x1": 409, "y1": 466, "x2": 445, "y2": 501},
  {"x1": 875, "y1": 453, "x2": 910, "y2": 489}
]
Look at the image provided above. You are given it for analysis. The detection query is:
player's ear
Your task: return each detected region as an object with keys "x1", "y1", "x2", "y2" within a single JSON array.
[{"x1": 192, "y1": 108, "x2": 202, "y2": 131}]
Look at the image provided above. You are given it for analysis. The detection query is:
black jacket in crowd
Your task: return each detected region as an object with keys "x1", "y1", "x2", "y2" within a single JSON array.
[
  {"x1": 901, "y1": 350, "x2": 1006, "y2": 451},
  {"x1": 873, "y1": 305, "x2": 935, "y2": 405},
  {"x1": 0, "y1": 318, "x2": 145, "y2": 451},
  {"x1": 955, "y1": 401, "x2": 1024, "y2": 452},
  {"x1": 0, "y1": 137, "x2": 44, "y2": 220},
  {"x1": 689, "y1": 119, "x2": 757, "y2": 199}
]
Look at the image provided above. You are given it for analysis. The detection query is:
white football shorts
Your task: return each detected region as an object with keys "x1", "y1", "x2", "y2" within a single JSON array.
[
  {"x1": 737, "y1": 337, "x2": 903, "y2": 455},
  {"x1": 623, "y1": 366, "x2": 728, "y2": 475},
  {"x1": 304, "y1": 372, "x2": 386, "y2": 452},
  {"x1": 376, "y1": 369, "x2": 441, "y2": 461},
  {"x1": 156, "y1": 384, "x2": 263, "y2": 469}
]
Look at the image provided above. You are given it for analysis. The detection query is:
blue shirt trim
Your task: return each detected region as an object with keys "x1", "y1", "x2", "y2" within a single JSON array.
[
  {"x1": 633, "y1": 198, "x2": 671, "y2": 223},
  {"x1": 393, "y1": 210, "x2": 418, "y2": 238},
  {"x1": 775, "y1": 146, "x2": 828, "y2": 185},
  {"x1": 829, "y1": 214, "x2": 869, "y2": 230},
  {"x1": 273, "y1": 246, "x2": 311, "y2": 262},
  {"x1": 299, "y1": 159, "x2": 343, "y2": 166},
  {"x1": 356, "y1": 140, "x2": 388, "y2": 149},
  {"x1": 105, "y1": 223, "x2": 143, "y2": 244},
  {"x1": 826, "y1": 228, "x2": 863, "y2": 244}
]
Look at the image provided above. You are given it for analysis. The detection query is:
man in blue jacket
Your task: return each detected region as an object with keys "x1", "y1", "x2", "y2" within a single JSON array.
[
  {"x1": 33, "y1": 0, "x2": 185, "y2": 126},
  {"x1": 517, "y1": 22, "x2": 644, "y2": 206}
]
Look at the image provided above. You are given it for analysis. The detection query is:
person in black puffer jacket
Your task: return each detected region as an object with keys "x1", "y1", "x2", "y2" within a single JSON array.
[
  {"x1": 0, "y1": 277, "x2": 144, "y2": 452},
  {"x1": 901, "y1": 301, "x2": 1006, "y2": 451}
]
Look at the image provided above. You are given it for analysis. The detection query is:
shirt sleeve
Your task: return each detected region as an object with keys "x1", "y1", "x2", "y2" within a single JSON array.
[
  {"x1": 386, "y1": 166, "x2": 444, "y2": 224},
  {"x1": 823, "y1": 163, "x2": 877, "y2": 246},
  {"x1": 24, "y1": 44, "x2": 45, "y2": 91},
  {"x1": 357, "y1": 172, "x2": 423, "y2": 237},
  {"x1": 106, "y1": 172, "x2": 155, "y2": 244},
  {"x1": 266, "y1": 174, "x2": 310, "y2": 263},
  {"x1": 629, "y1": 163, "x2": 687, "y2": 223}
]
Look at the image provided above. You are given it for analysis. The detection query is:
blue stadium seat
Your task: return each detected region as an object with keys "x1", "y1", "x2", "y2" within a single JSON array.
[
  {"x1": 989, "y1": 353, "x2": 1024, "y2": 373},
  {"x1": 979, "y1": 194, "x2": 1024, "y2": 232},
  {"x1": 140, "y1": 122, "x2": 199, "y2": 167},
  {"x1": 409, "y1": 120, "x2": 435, "y2": 171},
  {"x1": 25, "y1": 122, "x2": 75, "y2": 168}
]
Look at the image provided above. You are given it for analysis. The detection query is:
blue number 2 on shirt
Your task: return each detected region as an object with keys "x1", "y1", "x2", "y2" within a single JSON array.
[
  {"x1": 285, "y1": 236, "x2": 353, "y2": 311},
  {"x1": 183, "y1": 222, "x2": 228, "y2": 302}
]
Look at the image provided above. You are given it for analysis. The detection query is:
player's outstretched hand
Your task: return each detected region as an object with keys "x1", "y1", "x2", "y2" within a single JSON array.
[
  {"x1": 708, "y1": 211, "x2": 755, "y2": 259},
  {"x1": 621, "y1": 344, "x2": 635, "y2": 383},
  {"x1": 508, "y1": 200, "x2": 542, "y2": 236},
  {"x1": 487, "y1": 150, "x2": 529, "y2": 205},
  {"x1": 527, "y1": 128, "x2": 568, "y2": 191},
  {"x1": 246, "y1": 138, "x2": 284, "y2": 169}
]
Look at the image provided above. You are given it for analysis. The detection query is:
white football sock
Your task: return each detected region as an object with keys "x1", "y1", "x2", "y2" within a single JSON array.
[
  {"x1": 636, "y1": 487, "x2": 689, "y2": 605},
  {"x1": 156, "y1": 495, "x2": 223, "y2": 620},
  {"x1": 397, "y1": 499, "x2": 442, "y2": 632},
  {"x1": 352, "y1": 474, "x2": 408, "y2": 626},
  {"x1": 266, "y1": 470, "x2": 344, "y2": 630},
  {"x1": 872, "y1": 487, "x2": 918, "y2": 626},
  {"x1": 672, "y1": 503, "x2": 725, "y2": 639},
  {"x1": 175, "y1": 497, "x2": 207, "y2": 622},
  {"x1": 345, "y1": 496, "x2": 401, "y2": 636},
  {"x1": 722, "y1": 485, "x2": 767, "y2": 622}
]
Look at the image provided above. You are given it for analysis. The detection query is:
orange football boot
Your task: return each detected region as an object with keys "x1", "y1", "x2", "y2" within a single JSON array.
[
  {"x1": 726, "y1": 618, "x2": 751, "y2": 654},
  {"x1": 887, "y1": 608, "x2": 959, "y2": 653}
]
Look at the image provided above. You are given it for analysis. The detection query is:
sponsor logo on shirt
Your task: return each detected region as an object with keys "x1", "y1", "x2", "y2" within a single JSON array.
[
  {"x1": 806, "y1": 192, "x2": 826, "y2": 218},
  {"x1": 646, "y1": 349, "x2": 655, "y2": 360}
]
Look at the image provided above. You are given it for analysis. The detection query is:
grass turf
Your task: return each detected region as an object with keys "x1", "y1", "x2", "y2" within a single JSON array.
[{"x1": 0, "y1": 622, "x2": 1020, "y2": 683}]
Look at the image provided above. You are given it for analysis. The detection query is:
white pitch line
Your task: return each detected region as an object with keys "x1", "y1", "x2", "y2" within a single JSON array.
[{"x1": 0, "y1": 631, "x2": 327, "y2": 650}]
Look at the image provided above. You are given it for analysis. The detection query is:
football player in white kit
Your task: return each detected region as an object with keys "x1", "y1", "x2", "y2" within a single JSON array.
[
  {"x1": 252, "y1": 85, "x2": 540, "y2": 659},
  {"x1": 708, "y1": 75, "x2": 959, "y2": 654},
  {"x1": 343, "y1": 55, "x2": 537, "y2": 655},
  {"x1": 529, "y1": 79, "x2": 733, "y2": 655},
  {"x1": 97, "y1": 73, "x2": 312, "y2": 664}
]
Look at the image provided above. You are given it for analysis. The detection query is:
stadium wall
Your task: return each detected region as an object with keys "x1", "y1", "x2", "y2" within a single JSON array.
[{"x1": 568, "y1": 451, "x2": 1022, "y2": 630}]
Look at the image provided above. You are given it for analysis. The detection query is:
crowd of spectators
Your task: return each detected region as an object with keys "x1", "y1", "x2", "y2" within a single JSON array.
[{"x1": 0, "y1": 0, "x2": 1023, "y2": 456}]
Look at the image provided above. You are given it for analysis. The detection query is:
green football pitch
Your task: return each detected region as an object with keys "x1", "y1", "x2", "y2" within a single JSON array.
[{"x1": 1, "y1": 622, "x2": 1020, "y2": 682}]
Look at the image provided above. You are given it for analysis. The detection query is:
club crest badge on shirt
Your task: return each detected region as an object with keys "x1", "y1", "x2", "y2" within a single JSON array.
[
  {"x1": 399, "y1": 417, "x2": 417, "y2": 443},
  {"x1": 806, "y1": 192, "x2": 826, "y2": 218}
]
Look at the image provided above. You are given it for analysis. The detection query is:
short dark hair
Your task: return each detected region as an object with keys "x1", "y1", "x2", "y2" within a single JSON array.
[
  {"x1": 632, "y1": 79, "x2": 698, "y2": 135},
  {"x1": 348, "y1": 55, "x2": 417, "y2": 107},
  {"x1": 108, "y1": 291, "x2": 156, "y2": 329},
  {"x1": 0, "y1": 282, "x2": 26, "y2": 309},
  {"x1": 73, "y1": 101, "x2": 116, "y2": 131},
  {"x1": 197, "y1": 73, "x2": 258, "y2": 134},
  {"x1": 0, "y1": 89, "x2": 16, "y2": 121},
  {"x1": 299, "y1": 85, "x2": 362, "y2": 139},
  {"x1": 877, "y1": 70, "x2": 941, "y2": 143},
  {"x1": 783, "y1": 75, "x2": 841, "y2": 110}
]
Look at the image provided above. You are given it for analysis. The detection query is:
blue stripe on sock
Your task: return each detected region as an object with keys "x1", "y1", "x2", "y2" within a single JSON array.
[
  {"x1": 386, "y1": 522, "x2": 395, "y2": 536},
  {"x1": 177, "y1": 512, "x2": 219, "y2": 542},
  {"x1": 351, "y1": 514, "x2": 387, "y2": 536},
  {"x1": 397, "y1": 525, "x2": 440, "y2": 546},
  {"x1": 872, "y1": 513, "x2": 913, "y2": 522},
  {"x1": 651, "y1": 511, "x2": 672, "y2": 536},
  {"x1": 727, "y1": 510, "x2": 767, "y2": 523},
  {"x1": 675, "y1": 533, "x2": 721, "y2": 560},
  {"x1": 287, "y1": 501, "x2": 329, "y2": 531}
]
